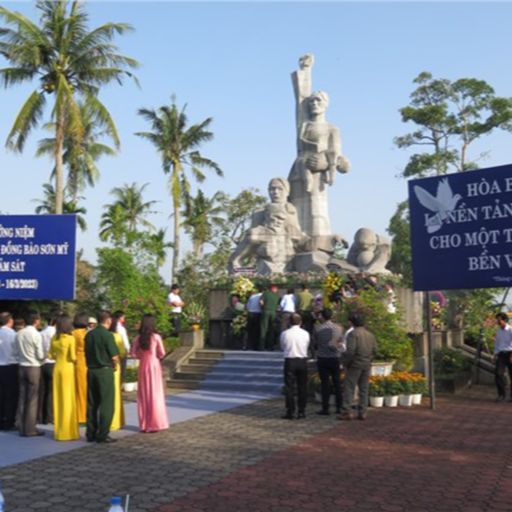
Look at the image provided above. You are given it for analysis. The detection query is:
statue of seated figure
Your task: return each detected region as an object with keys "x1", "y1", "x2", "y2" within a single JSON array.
[
  {"x1": 346, "y1": 228, "x2": 391, "y2": 275},
  {"x1": 228, "y1": 178, "x2": 308, "y2": 275}
]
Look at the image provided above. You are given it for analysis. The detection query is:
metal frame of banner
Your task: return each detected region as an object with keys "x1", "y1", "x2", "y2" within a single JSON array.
[{"x1": 425, "y1": 291, "x2": 436, "y2": 411}]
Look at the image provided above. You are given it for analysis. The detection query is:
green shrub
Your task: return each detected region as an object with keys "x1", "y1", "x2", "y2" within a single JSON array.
[{"x1": 434, "y1": 347, "x2": 471, "y2": 376}]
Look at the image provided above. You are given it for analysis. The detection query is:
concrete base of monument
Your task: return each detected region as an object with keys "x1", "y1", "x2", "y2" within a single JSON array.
[{"x1": 293, "y1": 251, "x2": 331, "y2": 272}]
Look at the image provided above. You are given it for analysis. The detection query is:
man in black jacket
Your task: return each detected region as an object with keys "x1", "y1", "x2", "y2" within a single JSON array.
[{"x1": 339, "y1": 313, "x2": 377, "y2": 421}]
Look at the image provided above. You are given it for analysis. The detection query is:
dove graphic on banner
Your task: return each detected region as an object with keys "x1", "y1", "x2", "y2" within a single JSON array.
[{"x1": 414, "y1": 178, "x2": 462, "y2": 233}]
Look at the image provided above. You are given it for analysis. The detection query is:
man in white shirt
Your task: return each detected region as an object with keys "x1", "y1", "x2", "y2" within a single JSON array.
[
  {"x1": 246, "y1": 290, "x2": 262, "y2": 350},
  {"x1": 494, "y1": 312, "x2": 512, "y2": 401},
  {"x1": 0, "y1": 312, "x2": 18, "y2": 430},
  {"x1": 168, "y1": 284, "x2": 185, "y2": 336},
  {"x1": 15, "y1": 310, "x2": 45, "y2": 436},
  {"x1": 38, "y1": 313, "x2": 57, "y2": 424},
  {"x1": 279, "y1": 288, "x2": 297, "y2": 333},
  {"x1": 280, "y1": 313, "x2": 310, "y2": 419}
]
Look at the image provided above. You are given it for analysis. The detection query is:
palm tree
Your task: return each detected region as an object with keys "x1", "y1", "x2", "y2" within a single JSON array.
[
  {"x1": 136, "y1": 99, "x2": 223, "y2": 279},
  {"x1": 144, "y1": 228, "x2": 173, "y2": 269},
  {"x1": 36, "y1": 100, "x2": 118, "y2": 203},
  {"x1": 33, "y1": 182, "x2": 87, "y2": 231},
  {"x1": 182, "y1": 190, "x2": 224, "y2": 257},
  {"x1": 108, "y1": 182, "x2": 157, "y2": 233},
  {"x1": 0, "y1": 1, "x2": 138, "y2": 214},
  {"x1": 99, "y1": 203, "x2": 126, "y2": 244}
]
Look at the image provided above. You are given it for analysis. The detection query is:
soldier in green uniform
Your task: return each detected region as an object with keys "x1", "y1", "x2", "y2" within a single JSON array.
[
  {"x1": 259, "y1": 284, "x2": 280, "y2": 350},
  {"x1": 85, "y1": 310, "x2": 119, "y2": 443}
]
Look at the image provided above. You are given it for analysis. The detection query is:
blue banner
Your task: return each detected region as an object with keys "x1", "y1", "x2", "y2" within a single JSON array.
[
  {"x1": 0, "y1": 215, "x2": 76, "y2": 300},
  {"x1": 408, "y1": 164, "x2": 512, "y2": 291}
]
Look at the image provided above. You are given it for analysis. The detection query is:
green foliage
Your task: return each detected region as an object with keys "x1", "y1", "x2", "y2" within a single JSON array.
[
  {"x1": 124, "y1": 367, "x2": 138, "y2": 383},
  {"x1": 395, "y1": 71, "x2": 512, "y2": 178},
  {"x1": 162, "y1": 336, "x2": 180, "y2": 354},
  {"x1": 0, "y1": 1, "x2": 138, "y2": 213},
  {"x1": 337, "y1": 287, "x2": 414, "y2": 370},
  {"x1": 434, "y1": 347, "x2": 471, "y2": 376},
  {"x1": 95, "y1": 247, "x2": 170, "y2": 337},
  {"x1": 387, "y1": 200, "x2": 412, "y2": 286},
  {"x1": 136, "y1": 98, "x2": 223, "y2": 279}
]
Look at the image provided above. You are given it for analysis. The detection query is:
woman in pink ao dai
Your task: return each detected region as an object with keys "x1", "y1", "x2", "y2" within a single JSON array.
[{"x1": 130, "y1": 314, "x2": 169, "y2": 432}]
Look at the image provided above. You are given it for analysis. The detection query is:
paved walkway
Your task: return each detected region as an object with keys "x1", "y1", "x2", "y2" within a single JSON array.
[
  {"x1": 0, "y1": 389, "x2": 279, "y2": 468},
  {"x1": 1, "y1": 385, "x2": 511, "y2": 512}
]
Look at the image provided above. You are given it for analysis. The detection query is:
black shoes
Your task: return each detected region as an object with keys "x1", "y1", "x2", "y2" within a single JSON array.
[
  {"x1": 297, "y1": 412, "x2": 306, "y2": 419},
  {"x1": 495, "y1": 395, "x2": 505, "y2": 402},
  {"x1": 316, "y1": 410, "x2": 330, "y2": 416},
  {"x1": 281, "y1": 413, "x2": 294, "y2": 420}
]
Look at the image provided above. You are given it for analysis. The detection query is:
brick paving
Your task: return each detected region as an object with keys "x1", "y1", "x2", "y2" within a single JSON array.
[{"x1": 2, "y1": 385, "x2": 512, "y2": 512}]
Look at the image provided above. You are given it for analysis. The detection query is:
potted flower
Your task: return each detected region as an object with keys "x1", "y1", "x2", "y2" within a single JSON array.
[
  {"x1": 309, "y1": 371, "x2": 346, "y2": 405},
  {"x1": 396, "y1": 372, "x2": 414, "y2": 407},
  {"x1": 185, "y1": 302, "x2": 206, "y2": 331},
  {"x1": 383, "y1": 375, "x2": 401, "y2": 407},
  {"x1": 368, "y1": 376, "x2": 385, "y2": 408},
  {"x1": 411, "y1": 373, "x2": 428, "y2": 405},
  {"x1": 123, "y1": 367, "x2": 138, "y2": 392}
]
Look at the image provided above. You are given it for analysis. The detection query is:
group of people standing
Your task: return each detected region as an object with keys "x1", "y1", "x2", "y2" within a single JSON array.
[
  {"x1": 245, "y1": 284, "x2": 320, "y2": 352},
  {"x1": 279, "y1": 304, "x2": 378, "y2": 422},
  {"x1": 0, "y1": 309, "x2": 169, "y2": 442}
]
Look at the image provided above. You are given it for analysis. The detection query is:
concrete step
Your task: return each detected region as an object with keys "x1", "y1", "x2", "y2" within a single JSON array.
[
  {"x1": 189, "y1": 366, "x2": 282, "y2": 376},
  {"x1": 194, "y1": 350, "x2": 225, "y2": 360},
  {"x1": 182, "y1": 363, "x2": 281, "y2": 373},
  {"x1": 167, "y1": 379, "x2": 201, "y2": 390},
  {"x1": 185, "y1": 358, "x2": 220, "y2": 367},
  {"x1": 200, "y1": 380, "x2": 282, "y2": 393},
  {"x1": 203, "y1": 374, "x2": 282, "y2": 383}
]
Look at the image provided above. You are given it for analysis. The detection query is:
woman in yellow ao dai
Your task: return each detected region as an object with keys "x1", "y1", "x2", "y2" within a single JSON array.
[
  {"x1": 109, "y1": 317, "x2": 126, "y2": 431},
  {"x1": 49, "y1": 314, "x2": 79, "y2": 441}
]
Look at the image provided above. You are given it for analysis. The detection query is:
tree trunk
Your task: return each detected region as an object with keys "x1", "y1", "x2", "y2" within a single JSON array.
[
  {"x1": 172, "y1": 204, "x2": 180, "y2": 283},
  {"x1": 54, "y1": 110, "x2": 66, "y2": 214},
  {"x1": 193, "y1": 239, "x2": 203, "y2": 258}
]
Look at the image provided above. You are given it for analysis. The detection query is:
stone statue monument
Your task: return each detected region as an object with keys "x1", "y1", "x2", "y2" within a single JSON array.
[
  {"x1": 228, "y1": 54, "x2": 391, "y2": 276},
  {"x1": 228, "y1": 178, "x2": 308, "y2": 275}
]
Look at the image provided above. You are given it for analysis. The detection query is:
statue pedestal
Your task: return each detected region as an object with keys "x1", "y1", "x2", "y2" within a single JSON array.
[{"x1": 293, "y1": 251, "x2": 330, "y2": 273}]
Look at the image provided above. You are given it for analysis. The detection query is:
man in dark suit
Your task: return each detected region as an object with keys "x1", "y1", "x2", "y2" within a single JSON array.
[{"x1": 339, "y1": 313, "x2": 377, "y2": 421}]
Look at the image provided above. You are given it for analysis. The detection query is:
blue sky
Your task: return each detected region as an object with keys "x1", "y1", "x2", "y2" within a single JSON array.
[{"x1": 1, "y1": 1, "x2": 511, "y2": 280}]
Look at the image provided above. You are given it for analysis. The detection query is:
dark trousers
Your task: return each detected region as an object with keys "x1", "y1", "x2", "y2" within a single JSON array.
[
  {"x1": 18, "y1": 366, "x2": 41, "y2": 436},
  {"x1": 317, "y1": 357, "x2": 342, "y2": 412},
  {"x1": 246, "y1": 312, "x2": 261, "y2": 350},
  {"x1": 0, "y1": 364, "x2": 19, "y2": 429},
  {"x1": 38, "y1": 362, "x2": 54, "y2": 424},
  {"x1": 170, "y1": 313, "x2": 181, "y2": 337},
  {"x1": 284, "y1": 358, "x2": 308, "y2": 415},
  {"x1": 86, "y1": 367, "x2": 114, "y2": 442},
  {"x1": 299, "y1": 311, "x2": 315, "y2": 357},
  {"x1": 495, "y1": 351, "x2": 512, "y2": 398},
  {"x1": 280, "y1": 312, "x2": 293, "y2": 333},
  {"x1": 260, "y1": 312, "x2": 276, "y2": 350},
  {"x1": 342, "y1": 365, "x2": 370, "y2": 415}
]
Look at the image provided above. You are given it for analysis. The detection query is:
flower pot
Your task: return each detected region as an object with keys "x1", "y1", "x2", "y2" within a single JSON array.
[
  {"x1": 369, "y1": 396, "x2": 384, "y2": 408},
  {"x1": 412, "y1": 393, "x2": 422, "y2": 405},
  {"x1": 191, "y1": 324, "x2": 201, "y2": 332},
  {"x1": 370, "y1": 361, "x2": 395, "y2": 377},
  {"x1": 384, "y1": 395, "x2": 398, "y2": 407},
  {"x1": 399, "y1": 394, "x2": 413, "y2": 407},
  {"x1": 123, "y1": 382, "x2": 137, "y2": 392}
]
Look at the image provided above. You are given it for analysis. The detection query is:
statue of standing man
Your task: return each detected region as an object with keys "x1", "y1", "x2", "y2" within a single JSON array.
[{"x1": 288, "y1": 54, "x2": 350, "y2": 251}]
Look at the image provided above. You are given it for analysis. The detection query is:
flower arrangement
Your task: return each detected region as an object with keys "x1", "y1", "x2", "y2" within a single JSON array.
[
  {"x1": 380, "y1": 372, "x2": 428, "y2": 396},
  {"x1": 322, "y1": 272, "x2": 345, "y2": 306},
  {"x1": 231, "y1": 312, "x2": 248, "y2": 336},
  {"x1": 369, "y1": 376, "x2": 386, "y2": 397},
  {"x1": 184, "y1": 302, "x2": 206, "y2": 325},
  {"x1": 231, "y1": 276, "x2": 255, "y2": 302}
]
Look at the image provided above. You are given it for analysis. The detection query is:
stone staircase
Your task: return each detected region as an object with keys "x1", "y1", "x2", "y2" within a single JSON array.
[{"x1": 168, "y1": 350, "x2": 283, "y2": 395}]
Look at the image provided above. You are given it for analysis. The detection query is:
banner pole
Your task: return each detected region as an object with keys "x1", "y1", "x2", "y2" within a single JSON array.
[{"x1": 425, "y1": 291, "x2": 436, "y2": 410}]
